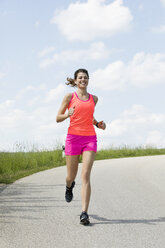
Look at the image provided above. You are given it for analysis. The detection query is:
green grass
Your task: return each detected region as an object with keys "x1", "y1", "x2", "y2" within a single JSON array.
[
  {"x1": 0, "y1": 146, "x2": 165, "y2": 184},
  {"x1": 95, "y1": 147, "x2": 165, "y2": 160},
  {"x1": 0, "y1": 149, "x2": 65, "y2": 184}
]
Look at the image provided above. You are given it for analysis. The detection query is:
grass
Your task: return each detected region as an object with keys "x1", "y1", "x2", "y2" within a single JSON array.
[
  {"x1": 0, "y1": 149, "x2": 65, "y2": 184},
  {"x1": 0, "y1": 146, "x2": 165, "y2": 184},
  {"x1": 95, "y1": 146, "x2": 165, "y2": 160}
]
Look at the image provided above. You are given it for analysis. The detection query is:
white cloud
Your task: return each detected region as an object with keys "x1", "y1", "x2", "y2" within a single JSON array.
[
  {"x1": 96, "y1": 104, "x2": 165, "y2": 148},
  {"x1": 160, "y1": 0, "x2": 165, "y2": 6},
  {"x1": 45, "y1": 84, "x2": 66, "y2": 103},
  {"x1": 91, "y1": 52, "x2": 165, "y2": 90},
  {"x1": 0, "y1": 72, "x2": 5, "y2": 79},
  {"x1": 139, "y1": 4, "x2": 143, "y2": 10},
  {"x1": 0, "y1": 90, "x2": 68, "y2": 151},
  {"x1": 0, "y1": 100, "x2": 15, "y2": 113},
  {"x1": 146, "y1": 130, "x2": 164, "y2": 147},
  {"x1": 91, "y1": 61, "x2": 126, "y2": 90},
  {"x1": 38, "y1": 46, "x2": 56, "y2": 58},
  {"x1": 1, "y1": 96, "x2": 165, "y2": 151},
  {"x1": 27, "y1": 96, "x2": 41, "y2": 106},
  {"x1": 129, "y1": 53, "x2": 165, "y2": 87},
  {"x1": 0, "y1": 107, "x2": 31, "y2": 130},
  {"x1": 35, "y1": 20, "x2": 40, "y2": 28},
  {"x1": 51, "y1": 0, "x2": 133, "y2": 41},
  {"x1": 16, "y1": 85, "x2": 36, "y2": 99},
  {"x1": 152, "y1": 25, "x2": 165, "y2": 33},
  {"x1": 97, "y1": 104, "x2": 149, "y2": 138},
  {"x1": 39, "y1": 42, "x2": 109, "y2": 68},
  {"x1": 16, "y1": 84, "x2": 47, "y2": 100}
]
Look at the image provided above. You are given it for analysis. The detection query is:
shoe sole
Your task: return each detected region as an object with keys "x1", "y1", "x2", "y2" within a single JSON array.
[
  {"x1": 80, "y1": 219, "x2": 90, "y2": 225},
  {"x1": 65, "y1": 196, "x2": 73, "y2": 203}
]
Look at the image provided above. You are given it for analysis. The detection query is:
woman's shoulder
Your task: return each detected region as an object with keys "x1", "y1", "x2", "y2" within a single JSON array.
[
  {"x1": 63, "y1": 92, "x2": 73, "y2": 104},
  {"x1": 91, "y1": 94, "x2": 98, "y2": 105}
]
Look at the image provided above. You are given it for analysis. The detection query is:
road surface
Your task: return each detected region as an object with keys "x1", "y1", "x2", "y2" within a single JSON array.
[{"x1": 0, "y1": 155, "x2": 165, "y2": 248}]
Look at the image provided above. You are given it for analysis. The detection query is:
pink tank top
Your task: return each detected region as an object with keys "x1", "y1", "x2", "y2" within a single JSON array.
[{"x1": 67, "y1": 92, "x2": 96, "y2": 136}]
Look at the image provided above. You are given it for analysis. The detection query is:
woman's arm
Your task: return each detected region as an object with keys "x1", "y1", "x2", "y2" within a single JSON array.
[
  {"x1": 56, "y1": 93, "x2": 74, "y2": 123},
  {"x1": 92, "y1": 95, "x2": 106, "y2": 130},
  {"x1": 93, "y1": 117, "x2": 106, "y2": 130},
  {"x1": 93, "y1": 95, "x2": 98, "y2": 106}
]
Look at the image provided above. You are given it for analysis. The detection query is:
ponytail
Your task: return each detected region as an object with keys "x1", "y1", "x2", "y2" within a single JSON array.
[{"x1": 66, "y1": 77, "x2": 76, "y2": 87}]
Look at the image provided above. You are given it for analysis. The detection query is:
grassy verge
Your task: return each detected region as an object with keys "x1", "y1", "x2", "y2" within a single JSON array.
[
  {"x1": 0, "y1": 149, "x2": 65, "y2": 184},
  {"x1": 95, "y1": 147, "x2": 165, "y2": 160},
  {"x1": 0, "y1": 147, "x2": 165, "y2": 184}
]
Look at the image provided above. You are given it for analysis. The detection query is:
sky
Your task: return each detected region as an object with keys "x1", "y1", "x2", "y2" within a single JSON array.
[{"x1": 0, "y1": 0, "x2": 165, "y2": 151}]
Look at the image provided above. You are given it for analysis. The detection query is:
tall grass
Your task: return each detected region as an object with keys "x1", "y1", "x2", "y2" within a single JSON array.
[
  {"x1": 0, "y1": 149, "x2": 65, "y2": 184},
  {"x1": 0, "y1": 144, "x2": 165, "y2": 184},
  {"x1": 95, "y1": 146, "x2": 165, "y2": 160}
]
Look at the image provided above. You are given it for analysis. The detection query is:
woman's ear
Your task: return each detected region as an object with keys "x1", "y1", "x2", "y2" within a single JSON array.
[{"x1": 74, "y1": 79, "x2": 78, "y2": 86}]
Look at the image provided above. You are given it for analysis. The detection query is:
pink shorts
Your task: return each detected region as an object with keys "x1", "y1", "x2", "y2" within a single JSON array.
[{"x1": 65, "y1": 134, "x2": 97, "y2": 156}]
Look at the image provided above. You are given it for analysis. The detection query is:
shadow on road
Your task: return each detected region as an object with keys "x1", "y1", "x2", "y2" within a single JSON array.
[
  {"x1": 90, "y1": 215, "x2": 165, "y2": 226},
  {"x1": 0, "y1": 183, "x2": 80, "y2": 223}
]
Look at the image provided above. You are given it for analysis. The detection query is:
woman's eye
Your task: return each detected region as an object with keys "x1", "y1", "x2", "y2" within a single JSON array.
[{"x1": 78, "y1": 76, "x2": 88, "y2": 80}]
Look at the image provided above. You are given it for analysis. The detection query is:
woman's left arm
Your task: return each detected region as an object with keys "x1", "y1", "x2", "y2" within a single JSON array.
[
  {"x1": 93, "y1": 117, "x2": 106, "y2": 130},
  {"x1": 92, "y1": 95, "x2": 106, "y2": 130}
]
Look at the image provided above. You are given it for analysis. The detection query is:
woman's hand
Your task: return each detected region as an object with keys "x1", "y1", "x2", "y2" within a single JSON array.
[
  {"x1": 67, "y1": 106, "x2": 75, "y2": 117},
  {"x1": 97, "y1": 121, "x2": 106, "y2": 130}
]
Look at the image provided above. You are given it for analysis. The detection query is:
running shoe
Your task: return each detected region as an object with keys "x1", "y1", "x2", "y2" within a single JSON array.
[
  {"x1": 65, "y1": 181, "x2": 75, "y2": 203},
  {"x1": 80, "y1": 211, "x2": 90, "y2": 225}
]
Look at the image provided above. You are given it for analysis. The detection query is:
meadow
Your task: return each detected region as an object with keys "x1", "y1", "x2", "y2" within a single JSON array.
[{"x1": 0, "y1": 145, "x2": 165, "y2": 184}]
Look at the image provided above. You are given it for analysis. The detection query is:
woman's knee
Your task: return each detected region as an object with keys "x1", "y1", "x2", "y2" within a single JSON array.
[{"x1": 81, "y1": 171, "x2": 90, "y2": 184}]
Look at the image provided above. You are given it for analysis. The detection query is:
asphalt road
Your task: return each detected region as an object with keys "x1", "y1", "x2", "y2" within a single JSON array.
[{"x1": 0, "y1": 155, "x2": 165, "y2": 248}]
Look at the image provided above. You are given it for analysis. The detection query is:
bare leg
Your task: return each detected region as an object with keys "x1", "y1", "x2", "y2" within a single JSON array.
[
  {"x1": 81, "y1": 151, "x2": 96, "y2": 212},
  {"x1": 66, "y1": 155, "x2": 79, "y2": 187}
]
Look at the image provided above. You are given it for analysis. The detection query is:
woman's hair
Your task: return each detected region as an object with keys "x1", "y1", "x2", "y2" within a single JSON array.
[{"x1": 66, "y1": 68, "x2": 89, "y2": 87}]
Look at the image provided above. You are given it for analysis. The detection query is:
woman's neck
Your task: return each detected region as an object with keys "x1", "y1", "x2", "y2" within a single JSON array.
[{"x1": 76, "y1": 88, "x2": 88, "y2": 96}]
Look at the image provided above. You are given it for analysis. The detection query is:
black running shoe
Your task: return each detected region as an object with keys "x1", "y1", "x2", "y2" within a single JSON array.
[
  {"x1": 80, "y1": 211, "x2": 90, "y2": 225},
  {"x1": 65, "y1": 181, "x2": 75, "y2": 203}
]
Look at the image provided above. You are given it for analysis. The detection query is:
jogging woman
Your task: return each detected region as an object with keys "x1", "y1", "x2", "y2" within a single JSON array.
[{"x1": 56, "y1": 69, "x2": 106, "y2": 225}]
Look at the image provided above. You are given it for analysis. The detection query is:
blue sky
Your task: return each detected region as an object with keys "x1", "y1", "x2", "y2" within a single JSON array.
[{"x1": 0, "y1": 0, "x2": 165, "y2": 151}]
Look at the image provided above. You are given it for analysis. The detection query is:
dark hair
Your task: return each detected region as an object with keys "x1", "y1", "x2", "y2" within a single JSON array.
[{"x1": 66, "y1": 68, "x2": 89, "y2": 87}]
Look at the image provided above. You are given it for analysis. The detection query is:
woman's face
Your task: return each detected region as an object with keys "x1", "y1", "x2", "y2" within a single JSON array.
[{"x1": 75, "y1": 72, "x2": 89, "y2": 88}]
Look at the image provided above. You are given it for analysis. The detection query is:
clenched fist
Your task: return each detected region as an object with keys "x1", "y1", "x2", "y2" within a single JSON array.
[
  {"x1": 67, "y1": 106, "x2": 75, "y2": 117},
  {"x1": 97, "y1": 121, "x2": 106, "y2": 130}
]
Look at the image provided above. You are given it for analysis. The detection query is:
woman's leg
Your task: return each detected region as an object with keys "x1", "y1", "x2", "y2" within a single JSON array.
[
  {"x1": 81, "y1": 151, "x2": 96, "y2": 212},
  {"x1": 66, "y1": 155, "x2": 79, "y2": 187}
]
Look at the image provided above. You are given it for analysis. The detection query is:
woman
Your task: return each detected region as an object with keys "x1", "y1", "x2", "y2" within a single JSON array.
[{"x1": 56, "y1": 68, "x2": 106, "y2": 225}]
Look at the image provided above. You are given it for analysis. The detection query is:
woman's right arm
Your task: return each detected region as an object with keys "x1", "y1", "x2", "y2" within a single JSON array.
[{"x1": 56, "y1": 93, "x2": 73, "y2": 123}]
